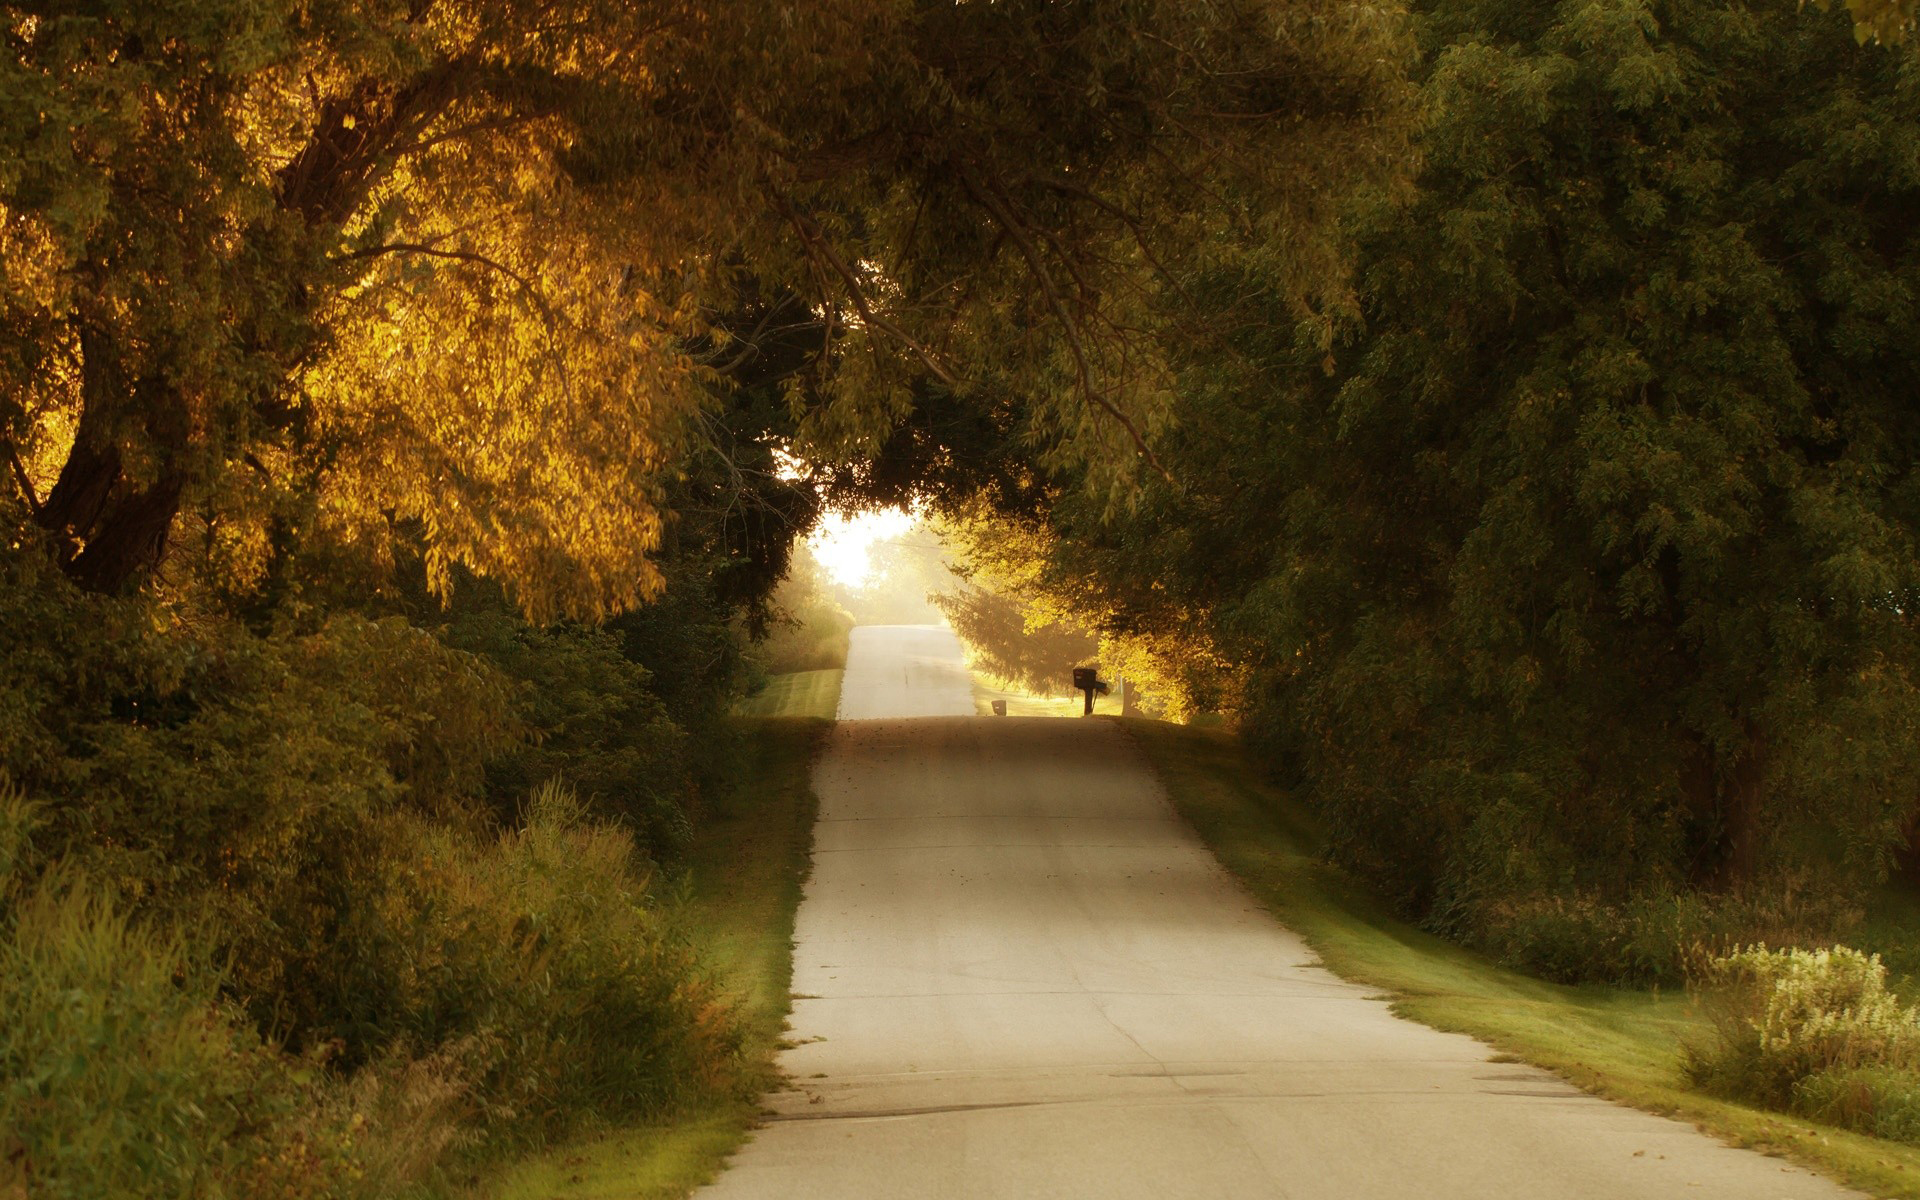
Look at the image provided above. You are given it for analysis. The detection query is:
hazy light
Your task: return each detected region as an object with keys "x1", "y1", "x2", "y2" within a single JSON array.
[{"x1": 810, "y1": 507, "x2": 915, "y2": 589}]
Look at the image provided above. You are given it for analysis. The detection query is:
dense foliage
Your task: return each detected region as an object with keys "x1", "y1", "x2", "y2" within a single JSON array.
[
  {"x1": 960, "y1": 0, "x2": 1920, "y2": 981},
  {"x1": 1688, "y1": 945, "x2": 1920, "y2": 1143},
  {"x1": 1, "y1": 1, "x2": 1418, "y2": 1192},
  {"x1": 1, "y1": 0, "x2": 1409, "y2": 617},
  {"x1": 933, "y1": 580, "x2": 1098, "y2": 697}
]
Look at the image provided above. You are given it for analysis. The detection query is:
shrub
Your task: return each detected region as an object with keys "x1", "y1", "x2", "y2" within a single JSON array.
[
  {"x1": 1686, "y1": 944, "x2": 1920, "y2": 1143},
  {"x1": 342, "y1": 784, "x2": 745, "y2": 1147},
  {"x1": 0, "y1": 769, "x2": 747, "y2": 1194},
  {"x1": 1463, "y1": 886, "x2": 1863, "y2": 986},
  {"x1": 0, "y1": 782, "x2": 371, "y2": 1200},
  {"x1": 0, "y1": 550, "x2": 748, "y2": 1184},
  {"x1": 441, "y1": 607, "x2": 694, "y2": 861}
]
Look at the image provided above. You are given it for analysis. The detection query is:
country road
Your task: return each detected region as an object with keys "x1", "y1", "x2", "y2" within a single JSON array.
[{"x1": 700, "y1": 625, "x2": 1859, "y2": 1199}]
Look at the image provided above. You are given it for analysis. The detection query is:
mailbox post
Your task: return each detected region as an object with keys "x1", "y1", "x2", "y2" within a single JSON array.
[{"x1": 1072, "y1": 667, "x2": 1108, "y2": 716}]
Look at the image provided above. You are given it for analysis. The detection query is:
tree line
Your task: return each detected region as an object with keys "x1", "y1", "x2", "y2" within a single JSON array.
[
  {"x1": 0, "y1": 1, "x2": 1411, "y2": 1193},
  {"x1": 949, "y1": 0, "x2": 1920, "y2": 982},
  {"x1": 1, "y1": 0, "x2": 1916, "y2": 1192}
]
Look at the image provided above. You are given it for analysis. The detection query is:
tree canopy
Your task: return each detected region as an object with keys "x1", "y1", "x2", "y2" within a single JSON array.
[
  {"x1": 950, "y1": 0, "x2": 1920, "y2": 979},
  {"x1": 1, "y1": 0, "x2": 1412, "y2": 620}
]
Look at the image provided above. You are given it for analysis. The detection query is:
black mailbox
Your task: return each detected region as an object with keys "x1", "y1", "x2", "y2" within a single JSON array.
[{"x1": 1072, "y1": 667, "x2": 1102, "y2": 716}]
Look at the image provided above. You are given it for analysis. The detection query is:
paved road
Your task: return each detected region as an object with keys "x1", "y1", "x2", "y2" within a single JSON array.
[
  {"x1": 837, "y1": 624, "x2": 976, "y2": 720},
  {"x1": 702, "y1": 625, "x2": 1859, "y2": 1199}
]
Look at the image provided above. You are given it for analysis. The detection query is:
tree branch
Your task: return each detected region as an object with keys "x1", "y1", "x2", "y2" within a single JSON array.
[
  {"x1": 769, "y1": 191, "x2": 960, "y2": 389},
  {"x1": 3, "y1": 440, "x2": 41, "y2": 517},
  {"x1": 334, "y1": 241, "x2": 560, "y2": 328},
  {"x1": 956, "y1": 169, "x2": 1175, "y2": 484},
  {"x1": 333, "y1": 240, "x2": 578, "y2": 407},
  {"x1": 1035, "y1": 176, "x2": 1200, "y2": 313}
]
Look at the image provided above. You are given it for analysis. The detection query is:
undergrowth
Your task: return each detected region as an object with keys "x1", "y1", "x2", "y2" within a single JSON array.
[{"x1": 1687, "y1": 944, "x2": 1920, "y2": 1146}]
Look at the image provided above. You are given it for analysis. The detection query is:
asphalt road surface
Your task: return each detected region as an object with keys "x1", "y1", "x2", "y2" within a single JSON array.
[
  {"x1": 701, "y1": 624, "x2": 1859, "y2": 1199},
  {"x1": 835, "y1": 623, "x2": 978, "y2": 720}
]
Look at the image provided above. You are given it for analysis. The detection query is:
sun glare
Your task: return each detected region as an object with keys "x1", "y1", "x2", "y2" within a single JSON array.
[{"x1": 809, "y1": 507, "x2": 916, "y2": 589}]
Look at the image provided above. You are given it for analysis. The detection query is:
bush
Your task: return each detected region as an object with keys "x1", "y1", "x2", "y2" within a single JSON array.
[
  {"x1": 1686, "y1": 944, "x2": 1920, "y2": 1144},
  {"x1": 441, "y1": 607, "x2": 694, "y2": 861},
  {"x1": 0, "y1": 771, "x2": 748, "y2": 1195},
  {"x1": 362, "y1": 783, "x2": 745, "y2": 1145},
  {"x1": 0, "y1": 549, "x2": 749, "y2": 1186},
  {"x1": 1462, "y1": 886, "x2": 1862, "y2": 987},
  {"x1": 0, "y1": 784, "x2": 371, "y2": 1200}
]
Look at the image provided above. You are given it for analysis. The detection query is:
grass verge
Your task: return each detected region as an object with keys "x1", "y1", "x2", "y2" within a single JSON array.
[
  {"x1": 970, "y1": 677, "x2": 1080, "y2": 717},
  {"x1": 1124, "y1": 717, "x2": 1920, "y2": 1200},
  {"x1": 481, "y1": 712, "x2": 833, "y2": 1200},
  {"x1": 735, "y1": 669, "x2": 844, "y2": 719}
]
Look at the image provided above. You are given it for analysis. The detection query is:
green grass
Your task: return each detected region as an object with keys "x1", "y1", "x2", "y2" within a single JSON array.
[
  {"x1": 735, "y1": 669, "x2": 844, "y2": 719},
  {"x1": 1124, "y1": 717, "x2": 1920, "y2": 1200},
  {"x1": 970, "y1": 677, "x2": 1083, "y2": 717},
  {"x1": 482, "y1": 715, "x2": 831, "y2": 1200}
]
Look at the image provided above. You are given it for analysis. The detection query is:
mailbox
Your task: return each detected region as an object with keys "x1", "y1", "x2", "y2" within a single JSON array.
[{"x1": 1072, "y1": 667, "x2": 1102, "y2": 716}]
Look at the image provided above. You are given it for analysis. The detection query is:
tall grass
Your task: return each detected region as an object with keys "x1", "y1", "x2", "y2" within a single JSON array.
[
  {"x1": 0, "y1": 784, "x2": 365, "y2": 1199},
  {"x1": 1687, "y1": 945, "x2": 1920, "y2": 1145},
  {"x1": 0, "y1": 778, "x2": 746, "y2": 1197}
]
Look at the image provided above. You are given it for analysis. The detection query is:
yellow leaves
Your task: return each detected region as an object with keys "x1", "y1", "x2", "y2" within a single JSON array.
[
  {"x1": 300, "y1": 142, "x2": 718, "y2": 622},
  {"x1": 1805, "y1": 0, "x2": 1919, "y2": 45},
  {"x1": 0, "y1": 207, "x2": 74, "y2": 315}
]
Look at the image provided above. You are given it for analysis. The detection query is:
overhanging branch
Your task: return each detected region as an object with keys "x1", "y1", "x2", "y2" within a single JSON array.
[
  {"x1": 3, "y1": 440, "x2": 41, "y2": 517},
  {"x1": 956, "y1": 169, "x2": 1175, "y2": 484}
]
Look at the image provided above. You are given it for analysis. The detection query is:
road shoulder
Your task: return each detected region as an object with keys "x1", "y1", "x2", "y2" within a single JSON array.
[{"x1": 1124, "y1": 717, "x2": 1920, "y2": 1200}]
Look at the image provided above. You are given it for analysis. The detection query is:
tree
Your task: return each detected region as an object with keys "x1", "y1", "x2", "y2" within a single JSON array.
[
  {"x1": 1, "y1": 0, "x2": 1414, "y2": 621},
  {"x1": 968, "y1": 0, "x2": 1920, "y2": 978},
  {"x1": 932, "y1": 580, "x2": 1097, "y2": 696},
  {"x1": 936, "y1": 499, "x2": 1235, "y2": 719}
]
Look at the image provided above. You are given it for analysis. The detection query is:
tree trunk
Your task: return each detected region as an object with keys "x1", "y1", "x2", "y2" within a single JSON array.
[
  {"x1": 1681, "y1": 725, "x2": 1768, "y2": 890},
  {"x1": 34, "y1": 325, "x2": 190, "y2": 594}
]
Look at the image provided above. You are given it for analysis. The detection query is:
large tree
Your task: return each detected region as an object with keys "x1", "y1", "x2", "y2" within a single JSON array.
[
  {"x1": 965, "y1": 0, "x2": 1920, "y2": 977},
  {"x1": 0, "y1": 0, "x2": 1412, "y2": 618}
]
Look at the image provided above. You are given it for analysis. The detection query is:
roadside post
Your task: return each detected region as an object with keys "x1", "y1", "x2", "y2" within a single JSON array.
[{"x1": 1072, "y1": 667, "x2": 1110, "y2": 716}]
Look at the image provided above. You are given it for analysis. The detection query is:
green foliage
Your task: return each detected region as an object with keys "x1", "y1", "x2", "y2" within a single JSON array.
[
  {"x1": 0, "y1": 562, "x2": 521, "y2": 1056},
  {"x1": 443, "y1": 604, "x2": 694, "y2": 861},
  {"x1": 749, "y1": 542, "x2": 854, "y2": 677},
  {"x1": 1465, "y1": 886, "x2": 1863, "y2": 986},
  {"x1": 355, "y1": 785, "x2": 747, "y2": 1146},
  {"x1": 978, "y1": 0, "x2": 1920, "y2": 981},
  {"x1": 1689, "y1": 945, "x2": 1920, "y2": 1144},
  {"x1": 0, "y1": 766, "x2": 746, "y2": 1196},
  {"x1": 1809, "y1": 0, "x2": 1918, "y2": 45},
  {"x1": 0, "y1": 541, "x2": 750, "y2": 1189},
  {"x1": 0, "y1": 783, "x2": 369, "y2": 1200},
  {"x1": 933, "y1": 581, "x2": 1097, "y2": 696},
  {"x1": 935, "y1": 504, "x2": 1237, "y2": 721}
]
